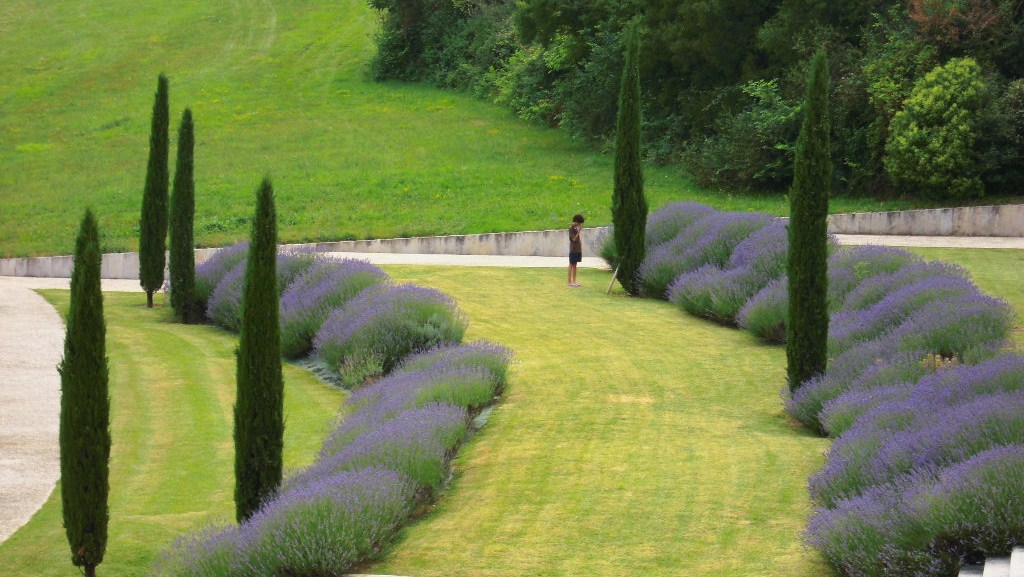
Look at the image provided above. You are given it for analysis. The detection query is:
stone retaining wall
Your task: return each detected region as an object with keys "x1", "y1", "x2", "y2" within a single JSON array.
[{"x1": 827, "y1": 204, "x2": 1023, "y2": 237}]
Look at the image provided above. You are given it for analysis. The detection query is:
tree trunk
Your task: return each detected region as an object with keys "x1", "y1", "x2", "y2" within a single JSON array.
[{"x1": 146, "y1": 290, "x2": 153, "y2": 308}]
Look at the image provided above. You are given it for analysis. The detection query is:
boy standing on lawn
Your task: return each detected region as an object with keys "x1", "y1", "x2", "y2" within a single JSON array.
[{"x1": 568, "y1": 213, "x2": 584, "y2": 287}]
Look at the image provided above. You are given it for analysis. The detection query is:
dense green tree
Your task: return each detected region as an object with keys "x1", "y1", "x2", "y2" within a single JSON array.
[
  {"x1": 884, "y1": 57, "x2": 989, "y2": 200},
  {"x1": 58, "y1": 209, "x2": 110, "y2": 577},
  {"x1": 169, "y1": 108, "x2": 197, "y2": 323},
  {"x1": 612, "y1": 20, "x2": 647, "y2": 296},
  {"x1": 786, "y1": 49, "x2": 831, "y2": 392},
  {"x1": 139, "y1": 74, "x2": 169, "y2": 308},
  {"x1": 234, "y1": 177, "x2": 283, "y2": 522}
]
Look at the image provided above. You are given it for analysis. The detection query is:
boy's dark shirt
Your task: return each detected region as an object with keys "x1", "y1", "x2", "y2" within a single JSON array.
[{"x1": 569, "y1": 224, "x2": 582, "y2": 253}]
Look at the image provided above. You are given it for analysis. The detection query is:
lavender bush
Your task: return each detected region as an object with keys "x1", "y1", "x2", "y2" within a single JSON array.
[
  {"x1": 638, "y1": 211, "x2": 773, "y2": 298},
  {"x1": 279, "y1": 259, "x2": 388, "y2": 358},
  {"x1": 820, "y1": 354, "x2": 1024, "y2": 437},
  {"x1": 828, "y1": 274, "x2": 977, "y2": 354},
  {"x1": 645, "y1": 202, "x2": 718, "y2": 248},
  {"x1": 314, "y1": 284, "x2": 468, "y2": 387},
  {"x1": 737, "y1": 277, "x2": 789, "y2": 342},
  {"x1": 811, "y1": 391, "x2": 1024, "y2": 506},
  {"x1": 195, "y1": 242, "x2": 248, "y2": 304},
  {"x1": 806, "y1": 446, "x2": 1024, "y2": 577},
  {"x1": 206, "y1": 262, "x2": 246, "y2": 331}
]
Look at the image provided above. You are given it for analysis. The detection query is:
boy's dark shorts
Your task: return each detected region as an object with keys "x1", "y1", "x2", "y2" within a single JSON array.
[{"x1": 569, "y1": 251, "x2": 582, "y2": 264}]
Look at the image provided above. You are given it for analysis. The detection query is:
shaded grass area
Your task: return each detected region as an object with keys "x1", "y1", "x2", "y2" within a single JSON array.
[
  {"x1": 0, "y1": 0, "x2": 919, "y2": 258},
  {"x1": 0, "y1": 291, "x2": 342, "y2": 577},
  {"x1": 372, "y1": 266, "x2": 831, "y2": 577},
  {"x1": 909, "y1": 248, "x2": 1024, "y2": 348}
]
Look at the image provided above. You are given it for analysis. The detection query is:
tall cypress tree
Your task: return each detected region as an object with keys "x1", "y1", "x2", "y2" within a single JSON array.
[
  {"x1": 612, "y1": 20, "x2": 648, "y2": 296},
  {"x1": 139, "y1": 73, "x2": 170, "y2": 308},
  {"x1": 58, "y1": 210, "x2": 110, "y2": 577},
  {"x1": 234, "y1": 177, "x2": 283, "y2": 522},
  {"x1": 787, "y1": 49, "x2": 831, "y2": 392},
  {"x1": 169, "y1": 108, "x2": 196, "y2": 323}
]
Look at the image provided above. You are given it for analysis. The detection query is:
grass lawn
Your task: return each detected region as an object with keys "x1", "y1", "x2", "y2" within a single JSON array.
[
  {"x1": 0, "y1": 0, "x2": 923, "y2": 258},
  {"x1": 373, "y1": 266, "x2": 831, "y2": 577},
  {"x1": 0, "y1": 291, "x2": 342, "y2": 577}
]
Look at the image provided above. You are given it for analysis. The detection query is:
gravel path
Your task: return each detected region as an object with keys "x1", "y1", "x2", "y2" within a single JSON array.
[{"x1": 0, "y1": 284, "x2": 66, "y2": 542}]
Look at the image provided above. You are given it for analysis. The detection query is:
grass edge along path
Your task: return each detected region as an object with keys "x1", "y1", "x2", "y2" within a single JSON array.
[
  {"x1": 371, "y1": 266, "x2": 831, "y2": 577},
  {"x1": 0, "y1": 291, "x2": 342, "y2": 577}
]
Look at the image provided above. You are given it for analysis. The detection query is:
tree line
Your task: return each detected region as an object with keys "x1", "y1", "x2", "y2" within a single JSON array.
[{"x1": 368, "y1": 0, "x2": 1024, "y2": 201}]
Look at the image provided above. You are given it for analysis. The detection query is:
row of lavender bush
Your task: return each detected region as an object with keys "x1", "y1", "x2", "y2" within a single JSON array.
[
  {"x1": 604, "y1": 203, "x2": 1022, "y2": 576},
  {"x1": 194, "y1": 244, "x2": 467, "y2": 386},
  {"x1": 154, "y1": 245, "x2": 510, "y2": 576}
]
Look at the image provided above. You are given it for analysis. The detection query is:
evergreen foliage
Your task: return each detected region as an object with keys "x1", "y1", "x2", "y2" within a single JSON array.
[
  {"x1": 234, "y1": 177, "x2": 284, "y2": 522},
  {"x1": 368, "y1": 0, "x2": 1024, "y2": 198},
  {"x1": 884, "y1": 57, "x2": 989, "y2": 200},
  {"x1": 787, "y1": 50, "x2": 831, "y2": 392},
  {"x1": 58, "y1": 209, "x2": 110, "y2": 577},
  {"x1": 139, "y1": 73, "x2": 170, "y2": 308},
  {"x1": 169, "y1": 108, "x2": 197, "y2": 322},
  {"x1": 611, "y1": 20, "x2": 647, "y2": 296}
]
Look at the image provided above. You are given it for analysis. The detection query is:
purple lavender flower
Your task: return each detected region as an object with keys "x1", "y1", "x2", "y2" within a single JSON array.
[
  {"x1": 296, "y1": 403, "x2": 469, "y2": 491},
  {"x1": 275, "y1": 249, "x2": 320, "y2": 294},
  {"x1": 239, "y1": 467, "x2": 416, "y2": 577},
  {"x1": 841, "y1": 260, "x2": 970, "y2": 312},
  {"x1": 826, "y1": 245, "x2": 922, "y2": 308},
  {"x1": 313, "y1": 284, "x2": 467, "y2": 387},
  {"x1": 152, "y1": 524, "x2": 244, "y2": 577},
  {"x1": 737, "y1": 277, "x2": 789, "y2": 342},
  {"x1": 645, "y1": 202, "x2": 718, "y2": 247},
  {"x1": 639, "y1": 211, "x2": 773, "y2": 298},
  {"x1": 206, "y1": 261, "x2": 246, "y2": 330},
  {"x1": 194, "y1": 242, "x2": 248, "y2": 304},
  {"x1": 279, "y1": 258, "x2": 388, "y2": 358},
  {"x1": 828, "y1": 274, "x2": 978, "y2": 354}
]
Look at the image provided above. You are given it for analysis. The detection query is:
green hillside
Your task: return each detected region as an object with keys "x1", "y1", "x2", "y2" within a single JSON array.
[{"x1": 0, "y1": 0, "x2": 908, "y2": 258}]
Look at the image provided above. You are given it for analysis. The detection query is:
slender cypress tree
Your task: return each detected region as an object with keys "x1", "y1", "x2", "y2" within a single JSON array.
[
  {"x1": 234, "y1": 177, "x2": 283, "y2": 522},
  {"x1": 169, "y1": 108, "x2": 197, "y2": 323},
  {"x1": 787, "y1": 49, "x2": 831, "y2": 392},
  {"x1": 139, "y1": 73, "x2": 170, "y2": 308},
  {"x1": 612, "y1": 20, "x2": 648, "y2": 296},
  {"x1": 58, "y1": 209, "x2": 110, "y2": 577}
]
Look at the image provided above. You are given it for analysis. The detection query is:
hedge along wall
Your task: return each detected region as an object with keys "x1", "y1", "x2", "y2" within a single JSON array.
[
  {"x1": 154, "y1": 245, "x2": 512, "y2": 577},
  {"x1": 604, "y1": 203, "x2": 1023, "y2": 577}
]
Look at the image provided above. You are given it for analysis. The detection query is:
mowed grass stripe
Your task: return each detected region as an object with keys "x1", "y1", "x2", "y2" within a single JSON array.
[
  {"x1": 373, "y1": 267, "x2": 831, "y2": 577},
  {"x1": 0, "y1": 291, "x2": 342, "y2": 577}
]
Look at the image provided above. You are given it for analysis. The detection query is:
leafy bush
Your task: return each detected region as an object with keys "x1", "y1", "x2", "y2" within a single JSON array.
[
  {"x1": 314, "y1": 285, "x2": 468, "y2": 387},
  {"x1": 683, "y1": 79, "x2": 801, "y2": 191},
  {"x1": 884, "y1": 57, "x2": 990, "y2": 200}
]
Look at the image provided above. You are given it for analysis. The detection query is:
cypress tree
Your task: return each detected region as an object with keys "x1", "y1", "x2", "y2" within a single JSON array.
[
  {"x1": 234, "y1": 177, "x2": 283, "y2": 522},
  {"x1": 169, "y1": 108, "x2": 197, "y2": 323},
  {"x1": 787, "y1": 49, "x2": 831, "y2": 392},
  {"x1": 58, "y1": 210, "x2": 110, "y2": 577},
  {"x1": 612, "y1": 20, "x2": 648, "y2": 296},
  {"x1": 139, "y1": 73, "x2": 170, "y2": 308}
]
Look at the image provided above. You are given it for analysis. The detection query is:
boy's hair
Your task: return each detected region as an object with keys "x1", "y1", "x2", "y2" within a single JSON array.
[{"x1": 572, "y1": 213, "x2": 585, "y2": 224}]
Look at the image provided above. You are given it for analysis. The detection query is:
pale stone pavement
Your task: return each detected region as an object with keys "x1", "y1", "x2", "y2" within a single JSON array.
[{"x1": 0, "y1": 235, "x2": 1020, "y2": 548}]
